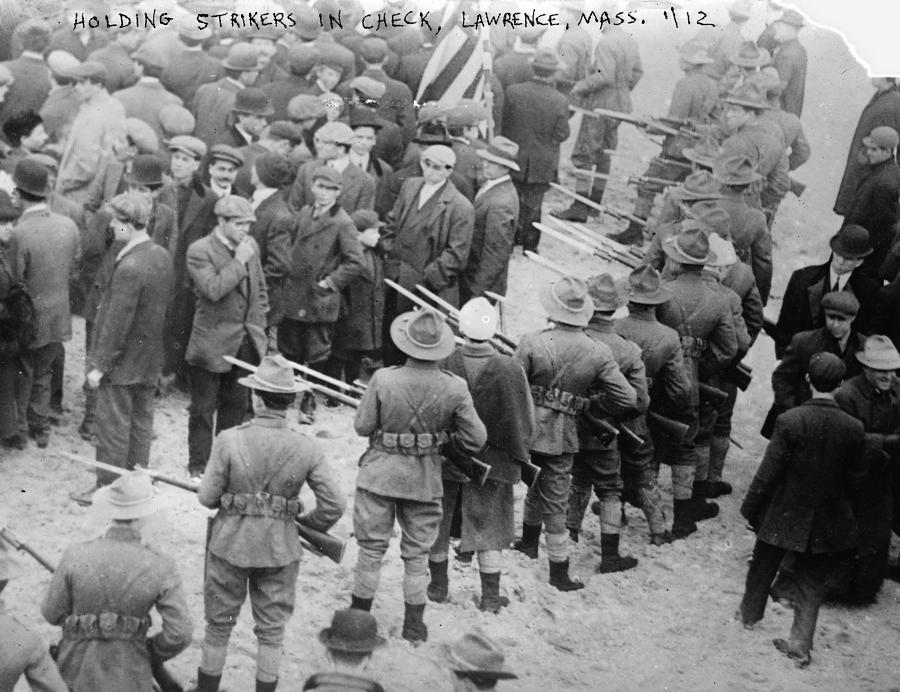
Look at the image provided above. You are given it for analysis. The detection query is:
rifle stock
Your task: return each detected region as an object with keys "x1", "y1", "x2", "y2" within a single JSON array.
[
  {"x1": 698, "y1": 382, "x2": 729, "y2": 409},
  {"x1": 295, "y1": 521, "x2": 346, "y2": 564},
  {"x1": 647, "y1": 412, "x2": 691, "y2": 446}
]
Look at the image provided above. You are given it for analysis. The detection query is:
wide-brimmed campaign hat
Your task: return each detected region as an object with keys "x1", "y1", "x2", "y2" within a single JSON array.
[
  {"x1": 476, "y1": 136, "x2": 520, "y2": 172},
  {"x1": 441, "y1": 632, "x2": 518, "y2": 680},
  {"x1": 318, "y1": 609, "x2": 386, "y2": 653},
  {"x1": 671, "y1": 171, "x2": 722, "y2": 201},
  {"x1": 856, "y1": 335, "x2": 900, "y2": 370},
  {"x1": 93, "y1": 470, "x2": 159, "y2": 520},
  {"x1": 724, "y1": 82, "x2": 772, "y2": 110},
  {"x1": 237, "y1": 354, "x2": 306, "y2": 393},
  {"x1": 624, "y1": 265, "x2": 672, "y2": 305},
  {"x1": 679, "y1": 39, "x2": 714, "y2": 65},
  {"x1": 540, "y1": 276, "x2": 594, "y2": 326},
  {"x1": 729, "y1": 41, "x2": 771, "y2": 68},
  {"x1": 586, "y1": 273, "x2": 628, "y2": 311},
  {"x1": 458, "y1": 297, "x2": 498, "y2": 341},
  {"x1": 662, "y1": 225, "x2": 716, "y2": 265},
  {"x1": 390, "y1": 309, "x2": 456, "y2": 361},
  {"x1": 713, "y1": 154, "x2": 762, "y2": 186},
  {"x1": 829, "y1": 224, "x2": 873, "y2": 259},
  {"x1": 682, "y1": 135, "x2": 720, "y2": 169}
]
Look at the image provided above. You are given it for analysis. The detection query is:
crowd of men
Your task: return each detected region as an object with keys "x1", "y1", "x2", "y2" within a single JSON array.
[{"x1": 1, "y1": 0, "x2": 900, "y2": 688}]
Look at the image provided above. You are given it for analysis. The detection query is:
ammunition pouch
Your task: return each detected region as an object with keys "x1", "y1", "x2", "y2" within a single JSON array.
[
  {"x1": 62, "y1": 612, "x2": 151, "y2": 642},
  {"x1": 530, "y1": 385, "x2": 589, "y2": 416},
  {"x1": 370, "y1": 430, "x2": 449, "y2": 455},
  {"x1": 220, "y1": 492, "x2": 302, "y2": 519}
]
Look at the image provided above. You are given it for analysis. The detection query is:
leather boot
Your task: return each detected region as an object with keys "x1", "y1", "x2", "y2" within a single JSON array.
[
  {"x1": 256, "y1": 680, "x2": 278, "y2": 692},
  {"x1": 569, "y1": 528, "x2": 580, "y2": 543},
  {"x1": 401, "y1": 603, "x2": 428, "y2": 643},
  {"x1": 706, "y1": 435, "x2": 733, "y2": 497},
  {"x1": 478, "y1": 572, "x2": 510, "y2": 613},
  {"x1": 426, "y1": 560, "x2": 449, "y2": 603},
  {"x1": 551, "y1": 203, "x2": 590, "y2": 223},
  {"x1": 649, "y1": 530, "x2": 674, "y2": 546},
  {"x1": 513, "y1": 522, "x2": 541, "y2": 559},
  {"x1": 350, "y1": 595, "x2": 373, "y2": 611},
  {"x1": 671, "y1": 499, "x2": 697, "y2": 540},
  {"x1": 607, "y1": 225, "x2": 644, "y2": 246},
  {"x1": 691, "y1": 481, "x2": 720, "y2": 521},
  {"x1": 549, "y1": 559, "x2": 584, "y2": 592},
  {"x1": 597, "y1": 533, "x2": 638, "y2": 573},
  {"x1": 188, "y1": 670, "x2": 221, "y2": 692}
]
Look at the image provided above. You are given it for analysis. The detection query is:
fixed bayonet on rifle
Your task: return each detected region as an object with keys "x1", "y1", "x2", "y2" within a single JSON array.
[
  {"x1": 225, "y1": 355, "x2": 360, "y2": 407},
  {"x1": 571, "y1": 105, "x2": 683, "y2": 137},
  {"x1": 571, "y1": 167, "x2": 679, "y2": 189},
  {"x1": 284, "y1": 358, "x2": 366, "y2": 395},
  {"x1": 550, "y1": 182, "x2": 648, "y2": 227},
  {"x1": 0, "y1": 527, "x2": 56, "y2": 572},
  {"x1": 414, "y1": 284, "x2": 518, "y2": 353},
  {"x1": 524, "y1": 250, "x2": 577, "y2": 278}
]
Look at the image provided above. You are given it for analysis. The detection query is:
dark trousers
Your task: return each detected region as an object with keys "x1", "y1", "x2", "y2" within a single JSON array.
[
  {"x1": 81, "y1": 321, "x2": 97, "y2": 429},
  {"x1": 25, "y1": 342, "x2": 60, "y2": 433},
  {"x1": 187, "y1": 341, "x2": 256, "y2": 474},
  {"x1": 95, "y1": 382, "x2": 156, "y2": 486},
  {"x1": 513, "y1": 180, "x2": 549, "y2": 252},
  {"x1": 0, "y1": 351, "x2": 30, "y2": 438},
  {"x1": 49, "y1": 341, "x2": 65, "y2": 413},
  {"x1": 739, "y1": 540, "x2": 850, "y2": 654}
]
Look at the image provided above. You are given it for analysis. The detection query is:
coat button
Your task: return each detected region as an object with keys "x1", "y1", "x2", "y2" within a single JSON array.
[{"x1": 298, "y1": 309, "x2": 306, "y2": 317}]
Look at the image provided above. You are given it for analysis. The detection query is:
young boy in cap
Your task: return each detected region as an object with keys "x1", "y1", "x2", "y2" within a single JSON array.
[
  {"x1": 441, "y1": 630, "x2": 517, "y2": 691},
  {"x1": 513, "y1": 277, "x2": 637, "y2": 589},
  {"x1": 303, "y1": 609, "x2": 386, "y2": 692},
  {"x1": 194, "y1": 354, "x2": 345, "y2": 692},
  {"x1": 427, "y1": 297, "x2": 534, "y2": 611},
  {"x1": 350, "y1": 308, "x2": 486, "y2": 642},
  {"x1": 738, "y1": 353, "x2": 865, "y2": 667},
  {"x1": 42, "y1": 470, "x2": 194, "y2": 691}
]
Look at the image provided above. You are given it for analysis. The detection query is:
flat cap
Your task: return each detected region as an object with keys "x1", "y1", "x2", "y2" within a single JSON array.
[
  {"x1": 268, "y1": 120, "x2": 305, "y2": 143},
  {"x1": 68, "y1": 61, "x2": 107, "y2": 81},
  {"x1": 315, "y1": 121, "x2": 354, "y2": 145},
  {"x1": 421, "y1": 144, "x2": 456, "y2": 168},
  {"x1": 46, "y1": 51, "x2": 80, "y2": 78},
  {"x1": 311, "y1": 165, "x2": 342, "y2": 188},
  {"x1": 287, "y1": 94, "x2": 326, "y2": 121},
  {"x1": 820, "y1": 290, "x2": 860, "y2": 318},
  {"x1": 349, "y1": 75, "x2": 386, "y2": 100},
  {"x1": 214, "y1": 194, "x2": 256, "y2": 221},
  {"x1": 109, "y1": 190, "x2": 152, "y2": 227},
  {"x1": 131, "y1": 45, "x2": 168, "y2": 71},
  {"x1": 158, "y1": 104, "x2": 195, "y2": 137},
  {"x1": 863, "y1": 126, "x2": 899, "y2": 151},
  {"x1": 359, "y1": 37, "x2": 389, "y2": 63},
  {"x1": 209, "y1": 144, "x2": 244, "y2": 167},
  {"x1": 350, "y1": 209, "x2": 383, "y2": 231},
  {"x1": 255, "y1": 152, "x2": 294, "y2": 188},
  {"x1": 445, "y1": 99, "x2": 487, "y2": 128},
  {"x1": 807, "y1": 352, "x2": 846, "y2": 393},
  {"x1": 167, "y1": 135, "x2": 207, "y2": 159},
  {"x1": 125, "y1": 118, "x2": 159, "y2": 154},
  {"x1": 288, "y1": 44, "x2": 319, "y2": 74}
]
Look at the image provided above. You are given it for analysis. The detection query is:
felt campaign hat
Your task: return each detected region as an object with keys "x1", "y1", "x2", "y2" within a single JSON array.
[
  {"x1": 390, "y1": 309, "x2": 456, "y2": 361},
  {"x1": 93, "y1": 470, "x2": 159, "y2": 520},
  {"x1": 441, "y1": 632, "x2": 518, "y2": 680},
  {"x1": 682, "y1": 134, "x2": 720, "y2": 170},
  {"x1": 671, "y1": 170, "x2": 722, "y2": 201},
  {"x1": 730, "y1": 41, "x2": 771, "y2": 68},
  {"x1": 540, "y1": 276, "x2": 594, "y2": 326},
  {"x1": 237, "y1": 354, "x2": 307, "y2": 393},
  {"x1": 586, "y1": 273, "x2": 628, "y2": 311},
  {"x1": 713, "y1": 154, "x2": 762, "y2": 185},
  {"x1": 624, "y1": 265, "x2": 672, "y2": 305},
  {"x1": 724, "y1": 82, "x2": 772, "y2": 110},
  {"x1": 662, "y1": 224, "x2": 716, "y2": 265}
]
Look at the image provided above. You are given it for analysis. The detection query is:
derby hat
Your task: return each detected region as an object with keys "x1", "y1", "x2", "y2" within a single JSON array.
[
  {"x1": 13, "y1": 158, "x2": 50, "y2": 197},
  {"x1": 532, "y1": 48, "x2": 561, "y2": 72},
  {"x1": 441, "y1": 632, "x2": 517, "y2": 680},
  {"x1": 682, "y1": 134, "x2": 720, "y2": 169},
  {"x1": 209, "y1": 144, "x2": 244, "y2": 168},
  {"x1": 125, "y1": 118, "x2": 159, "y2": 154},
  {"x1": 856, "y1": 335, "x2": 900, "y2": 370},
  {"x1": 233, "y1": 87, "x2": 274, "y2": 116},
  {"x1": 540, "y1": 276, "x2": 595, "y2": 326},
  {"x1": 318, "y1": 609, "x2": 386, "y2": 653},
  {"x1": 729, "y1": 41, "x2": 771, "y2": 68},
  {"x1": 624, "y1": 265, "x2": 672, "y2": 304},
  {"x1": 390, "y1": 308, "x2": 456, "y2": 361},
  {"x1": 586, "y1": 273, "x2": 627, "y2": 311},
  {"x1": 820, "y1": 290, "x2": 859, "y2": 318},
  {"x1": 214, "y1": 194, "x2": 256, "y2": 222},
  {"x1": 349, "y1": 107, "x2": 383, "y2": 131},
  {"x1": 168, "y1": 135, "x2": 207, "y2": 160},
  {"x1": 724, "y1": 82, "x2": 772, "y2": 110},
  {"x1": 829, "y1": 224, "x2": 873, "y2": 259},
  {"x1": 662, "y1": 224, "x2": 716, "y2": 265},
  {"x1": 125, "y1": 154, "x2": 165, "y2": 187},
  {"x1": 237, "y1": 354, "x2": 307, "y2": 393},
  {"x1": 863, "y1": 126, "x2": 899, "y2": 151},
  {"x1": 222, "y1": 43, "x2": 261, "y2": 71},
  {"x1": 93, "y1": 470, "x2": 159, "y2": 520},
  {"x1": 476, "y1": 136, "x2": 520, "y2": 172},
  {"x1": 458, "y1": 297, "x2": 498, "y2": 340},
  {"x1": 713, "y1": 154, "x2": 762, "y2": 185},
  {"x1": 671, "y1": 170, "x2": 722, "y2": 201}
]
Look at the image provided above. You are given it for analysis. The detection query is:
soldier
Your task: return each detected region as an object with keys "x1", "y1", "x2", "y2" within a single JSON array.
[
  {"x1": 695, "y1": 0, "x2": 752, "y2": 81},
  {"x1": 566, "y1": 274, "x2": 648, "y2": 569},
  {"x1": 303, "y1": 609, "x2": 386, "y2": 692},
  {"x1": 767, "y1": 9, "x2": 807, "y2": 117},
  {"x1": 718, "y1": 41, "x2": 770, "y2": 98},
  {"x1": 194, "y1": 355, "x2": 345, "y2": 692},
  {"x1": 441, "y1": 631, "x2": 518, "y2": 692},
  {"x1": 832, "y1": 336, "x2": 900, "y2": 604},
  {"x1": 555, "y1": 20, "x2": 642, "y2": 222},
  {"x1": 656, "y1": 227, "x2": 738, "y2": 537},
  {"x1": 41, "y1": 470, "x2": 193, "y2": 692},
  {"x1": 350, "y1": 308, "x2": 486, "y2": 642},
  {"x1": 427, "y1": 299, "x2": 534, "y2": 612},
  {"x1": 751, "y1": 67, "x2": 812, "y2": 185},
  {"x1": 513, "y1": 277, "x2": 637, "y2": 589},
  {"x1": 738, "y1": 353, "x2": 866, "y2": 667},
  {"x1": 616, "y1": 266, "x2": 694, "y2": 545}
]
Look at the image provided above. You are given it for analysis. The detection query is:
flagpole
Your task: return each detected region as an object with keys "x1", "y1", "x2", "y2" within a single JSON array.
[{"x1": 480, "y1": 0, "x2": 494, "y2": 140}]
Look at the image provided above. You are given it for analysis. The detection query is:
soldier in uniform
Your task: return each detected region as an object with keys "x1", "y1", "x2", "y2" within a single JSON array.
[
  {"x1": 656, "y1": 227, "x2": 738, "y2": 537},
  {"x1": 427, "y1": 298, "x2": 534, "y2": 612},
  {"x1": 350, "y1": 309, "x2": 487, "y2": 643},
  {"x1": 566, "y1": 274, "x2": 648, "y2": 568},
  {"x1": 513, "y1": 277, "x2": 637, "y2": 589},
  {"x1": 194, "y1": 355, "x2": 345, "y2": 692},
  {"x1": 41, "y1": 471, "x2": 193, "y2": 692}
]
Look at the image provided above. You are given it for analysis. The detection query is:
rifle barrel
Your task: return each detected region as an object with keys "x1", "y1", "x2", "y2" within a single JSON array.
[
  {"x1": 524, "y1": 250, "x2": 577, "y2": 278},
  {"x1": 0, "y1": 527, "x2": 56, "y2": 573},
  {"x1": 58, "y1": 451, "x2": 200, "y2": 493},
  {"x1": 414, "y1": 284, "x2": 517, "y2": 353},
  {"x1": 223, "y1": 355, "x2": 361, "y2": 407},
  {"x1": 549, "y1": 183, "x2": 647, "y2": 227},
  {"x1": 285, "y1": 358, "x2": 365, "y2": 395}
]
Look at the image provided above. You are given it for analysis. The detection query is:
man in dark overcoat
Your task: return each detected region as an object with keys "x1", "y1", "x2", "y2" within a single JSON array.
[{"x1": 768, "y1": 9, "x2": 807, "y2": 117}]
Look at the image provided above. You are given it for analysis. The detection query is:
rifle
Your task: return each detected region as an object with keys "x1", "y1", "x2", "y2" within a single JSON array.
[
  {"x1": 548, "y1": 216, "x2": 645, "y2": 261},
  {"x1": 725, "y1": 361, "x2": 753, "y2": 391},
  {"x1": 571, "y1": 167, "x2": 679, "y2": 189},
  {"x1": 535, "y1": 222, "x2": 639, "y2": 269},
  {"x1": 571, "y1": 105, "x2": 683, "y2": 138},
  {"x1": 646, "y1": 412, "x2": 691, "y2": 446},
  {"x1": 414, "y1": 284, "x2": 519, "y2": 353},
  {"x1": 0, "y1": 524, "x2": 185, "y2": 692},
  {"x1": 580, "y1": 410, "x2": 646, "y2": 447},
  {"x1": 549, "y1": 182, "x2": 648, "y2": 227},
  {"x1": 284, "y1": 358, "x2": 366, "y2": 396},
  {"x1": 698, "y1": 382, "x2": 729, "y2": 409},
  {"x1": 58, "y1": 451, "x2": 347, "y2": 565}
]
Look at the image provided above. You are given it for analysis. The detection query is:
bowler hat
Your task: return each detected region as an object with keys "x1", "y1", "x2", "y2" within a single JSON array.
[
  {"x1": 441, "y1": 632, "x2": 518, "y2": 680},
  {"x1": 723, "y1": 82, "x2": 771, "y2": 111},
  {"x1": 209, "y1": 144, "x2": 245, "y2": 168},
  {"x1": 214, "y1": 194, "x2": 256, "y2": 222},
  {"x1": 350, "y1": 209, "x2": 383, "y2": 231},
  {"x1": 476, "y1": 136, "x2": 520, "y2": 172},
  {"x1": 390, "y1": 309, "x2": 456, "y2": 361},
  {"x1": 311, "y1": 165, "x2": 343, "y2": 189},
  {"x1": 349, "y1": 75, "x2": 386, "y2": 101},
  {"x1": 586, "y1": 273, "x2": 627, "y2": 312},
  {"x1": 237, "y1": 354, "x2": 307, "y2": 393},
  {"x1": 168, "y1": 135, "x2": 207, "y2": 160},
  {"x1": 288, "y1": 44, "x2": 319, "y2": 75},
  {"x1": 126, "y1": 118, "x2": 159, "y2": 154},
  {"x1": 445, "y1": 99, "x2": 487, "y2": 128},
  {"x1": 820, "y1": 290, "x2": 859, "y2": 318},
  {"x1": 713, "y1": 154, "x2": 762, "y2": 186},
  {"x1": 532, "y1": 48, "x2": 560, "y2": 72},
  {"x1": 808, "y1": 352, "x2": 846, "y2": 392},
  {"x1": 624, "y1": 265, "x2": 671, "y2": 305},
  {"x1": 158, "y1": 105, "x2": 195, "y2": 137},
  {"x1": 0, "y1": 190, "x2": 22, "y2": 222},
  {"x1": 13, "y1": 158, "x2": 49, "y2": 197},
  {"x1": 125, "y1": 154, "x2": 165, "y2": 187},
  {"x1": 318, "y1": 609, "x2": 386, "y2": 653},
  {"x1": 682, "y1": 135, "x2": 720, "y2": 169},
  {"x1": 458, "y1": 297, "x2": 498, "y2": 340},
  {"x1": 233, "y1": 88, "x2": 274, "y2": 116},
  {"x1": 287, "y1": 94, "x2": 326, "y2": 121},
  {"x1": 93, "y1": 470, "x2": 159, "y2": 520},
  {"x1": 776, "y1": 8, "x2": 805, "y2": 27},
  {"x1": 421, "y1": 144, "x2": 456, "y2": 169},
  {"x1": 856, "y1": 335, "x2": 900, "y2": 370},
  {"x1": 359, "y1": 37, "x2": 388, "y2": 63},
  {"x1": 349, "y1": 107, "x2": 383, "y2": 131},
  {"x1": 729, "y1": 41, "x2": 771, "y2": 68},
  {"x1": 672, "y1": 170, "x2": 722, "y2": 201},
  {"x1": 829, "y1": 224, "x2": 873, "y2": 259},
  {"x1": 222, "y1": 43, "x2": 260, "y2": 71},
  {"x1": 863, "y1": 126, "x2": 899, "y2": 151},
  {"x1": 540, "y1": 276, "x2": 594, "y2": 326},
  {"x1": 662, "y1": 225, "x2": 716, "y2": 265}
]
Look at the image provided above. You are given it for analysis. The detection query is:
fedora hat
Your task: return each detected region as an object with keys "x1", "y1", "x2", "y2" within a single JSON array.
[
  {"x1": 237, "y1": 354, "x2": 307, "y2": 393},
  {"x1": 672, "y1": 170, "x2": 722, "y2": 201},
  {"x1": 476, "y1": 136, "x2": 520, "y2": 172},
  {"x1": 829, "y1": 224, "x2": 873, "y2": 259},
  {"x1": 586, "y1": 273, "x2": 627, "y2": 312},
  {"x1": 391, "y1": 308, "x2": 455, "y2": 361},
  {"x1": 458, "y1": 297, "x2": 498, "y2": 341},
  {"x1": 93, "y1": 470, "x2": 159, "y2": 520},
  {"x1": 682, "y1": 135, "x2": 720, "y2": 170},
  {"x1": 729, "y1": 41, "x2": 771, "y2": 68},
  {"x1": 13, "y1": 158, "x2": 50, "y2": 197},
  {"x1": 233, "y1": 87, "x2": 274, "y2": 116},
  {"x1": 856, "y1": 335, "x2": 900, "y2": 370},
  {"x1": 662, "y1": 225, "x2": 716, "y2": 265},
  {"x1": 625, "y1": 265, "x2": 671, "y2": 305},
  {"x1": 441, "y1": 632, "x2": 517, "y2": 681},
  {"x1": 540, "y1": 276, "x2": 594, "y2": 326},
  {"x1": 724, "y1": 82, "x2": 772, "y2": 110},
  {"x1": 318, "y1": 609, "x2": 386, "y2": 653},
  {"x1": 125, "y1": 154, "x2": 165, "y2": 187},
  {"x1": 713, "y1": 154, "x2": 762, "y2": 186}
]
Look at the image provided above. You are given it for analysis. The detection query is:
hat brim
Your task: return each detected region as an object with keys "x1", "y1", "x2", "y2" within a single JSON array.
[
  {"x1": 539, "y1": 283, "x2": 593, "y2": 326},
  {"x1": 210, "y1": 155, "x2": 244, "y2": 168},
  {"x1": 829, "y1": 235, "x2": 873, "y2": 259},
  {"x1": 13, "y1": 181, "x2": 50, "y2": 197},
  {"x1": 93, "y1": 484, "x2": 159, "y2": 520},
  {"x1": 855, "y1": 353, "x2": 900, "y2": 370},
  {"x1": 222, "y1": 60, "x2": 262, "y2": 71},
  {"x1": 627, "y1": 286, "x2": 672, "y2": 305},
  {"x1": 662, "y1": 237, "x2": 716, "y2": 266},
  {"x1": 318, "y1": 628, "x2": 386, "y2": 653},
  {"x1": 237, "y1": 373, "x2": 308, "y2": 394},
  {"x1": 234, "y1": 106, "x2": 275, "y2": 117},
  {"x1": 169, "y1": 144, "x2": 205, "y2": 159},
  {"x1": 125, "y1": 174, "x2": 164, "y2": 187},
  {"x1": 681, "y1": 149, "x2": 715, "y2": 168},
  {"x1": 671, "y1": 187, "x2": 722, "y2": 201},
  {"x1": 439, "y1": 644, "x2": 519, "y2": 680},
  {"x1": 723, "y1": 96, "x2": 771, "y2": 110},
  {"x1": 682, "y1": 55, "x2": 714, "y2": 65},
  {"x1": 862, "y1": 136, "x2": 897, "y2": 150},
  {"x1": 476, "y1": 149, "x2": 520, "y2": 172},
  {"x1": 390, "y1": 312, "x2": 456, "y2": 361},
  {"x1": 714, "y1": 171, "x2": 763, "y2": 185}
]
